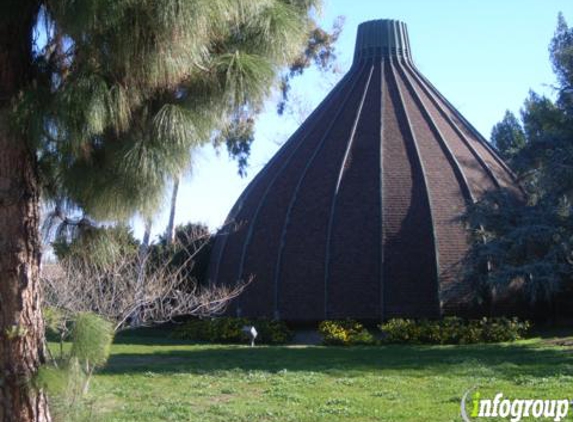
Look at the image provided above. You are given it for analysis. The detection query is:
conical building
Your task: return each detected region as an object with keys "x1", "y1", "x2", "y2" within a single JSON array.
[{"x1": 208, "y1": 19, "x2": 522, "y2": 322}]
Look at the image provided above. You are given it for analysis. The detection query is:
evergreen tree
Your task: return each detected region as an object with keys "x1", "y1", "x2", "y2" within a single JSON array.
[
  {"x1": 0, "y1": 2, "x2": 339, "y2": 420},
  {"x1": 151, "y1": 222, "x2": 212, "y2": 287},
  {"x1": 490, "y1": 110, "x2": 526, "y2": 162},
  {"x1": 465, "y1": 14, "x2": 573, "y2": 312}
]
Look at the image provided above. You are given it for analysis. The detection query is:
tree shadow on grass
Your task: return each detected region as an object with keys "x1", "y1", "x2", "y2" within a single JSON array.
[
  {"x1": 102, "y1": 341, "x2": 573, "y2": 382},
  {"x1": 112, "y1": 325, "x2": 192, "y2": 346}
]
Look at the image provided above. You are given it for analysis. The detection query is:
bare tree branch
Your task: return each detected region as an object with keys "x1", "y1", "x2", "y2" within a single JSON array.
[{"x1": 41, "y1": 232, "x2": 249, "y2": 333}]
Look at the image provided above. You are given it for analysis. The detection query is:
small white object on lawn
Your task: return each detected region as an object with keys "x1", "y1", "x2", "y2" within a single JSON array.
[{"x1": 242, "y1": 325, "x2": 258, "y2": 347}]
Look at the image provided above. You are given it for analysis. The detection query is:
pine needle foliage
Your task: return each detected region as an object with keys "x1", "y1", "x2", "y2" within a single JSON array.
[
  {"x1": 52, "y1": 224, "x2": 139, "y2": 269},
  {"x1": 70, "y1": 313, "x2": 114, "y2": 370},
  {"x1": 14, "y1": 0, "x2": 336, "y2": 220},
  {"x1": 35, "y1": 312, "x2": 114, "y2": 422}
]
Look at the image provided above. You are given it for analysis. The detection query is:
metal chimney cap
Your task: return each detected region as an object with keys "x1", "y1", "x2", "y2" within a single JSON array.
[{"x1": 354, "y1": 19, "x2": 412, "y2": 62}]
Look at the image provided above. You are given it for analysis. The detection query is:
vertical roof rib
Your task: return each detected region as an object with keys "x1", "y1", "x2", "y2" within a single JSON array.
[{"x1": 208, "y1": 19, "x2": 523, "y2": 322}]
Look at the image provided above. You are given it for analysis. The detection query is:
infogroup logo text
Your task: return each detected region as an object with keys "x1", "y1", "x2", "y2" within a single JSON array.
[{"x1": 461, "y1": 390, "x2": 571, "y2": 422}]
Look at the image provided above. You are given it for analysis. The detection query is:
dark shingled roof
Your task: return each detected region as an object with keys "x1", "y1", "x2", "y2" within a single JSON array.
[{"x1": 208, "y1": 19, "x2": 522, "y2": 322}]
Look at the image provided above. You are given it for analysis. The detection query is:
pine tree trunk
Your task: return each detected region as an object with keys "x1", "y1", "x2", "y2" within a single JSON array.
[
  {"x1": 0, "y1": 3, "x2": 51, "y2": 421},
  {"x1": 165, "y1": 176, "x2": 180, "y2": 245}
]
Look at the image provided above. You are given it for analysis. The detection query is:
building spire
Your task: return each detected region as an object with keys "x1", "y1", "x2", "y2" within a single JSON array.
[{"x1": 353, "y1": 19, "x2": 412, "y2": 62}]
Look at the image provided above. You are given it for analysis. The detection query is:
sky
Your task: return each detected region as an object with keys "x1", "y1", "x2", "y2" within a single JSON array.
[{"x1": 132, "y1": 0, "x2": 573, "y2": 241}]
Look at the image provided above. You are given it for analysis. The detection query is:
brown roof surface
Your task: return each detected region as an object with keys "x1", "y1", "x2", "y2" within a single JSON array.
[{"x1": 208, "y1": 19, "x2": 522, "y2": 322}]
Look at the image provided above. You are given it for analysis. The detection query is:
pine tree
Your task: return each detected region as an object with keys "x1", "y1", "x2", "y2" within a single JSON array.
[
  {"x1": 0, "y1": 1, "x2": 338, "y2": 420},
  {"x1": 490, "y1": 110, "x2": 526, "y2": 162}
]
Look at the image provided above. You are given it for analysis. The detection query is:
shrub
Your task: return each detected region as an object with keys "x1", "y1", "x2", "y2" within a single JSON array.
[
  {"x1": 377, "y1": 318, "x2": 420, "y2": 344},
  {"x1": 256, "y1": 319, "x2": 294, "y2": 344},
  {"x1": 480, "y1": 317, "x2": 531, "y2": 342},
  {"x1": 208, "y1": 317, "x2": 250, "y2": 343},
  {"x1": 318, "y1": 320, "x2": 375, "y2": 346},
  {"x1": 172, "y1": 317, "x2": 293, "y2": 345},
  {"x1": 379, "y1": 317, "x2": 530, "y2": 345},
  {"x1": 171, "y1": 319, "x2": 212, "y2": 342}
]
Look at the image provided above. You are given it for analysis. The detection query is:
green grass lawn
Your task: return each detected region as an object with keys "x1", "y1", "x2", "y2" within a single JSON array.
[{"x1": 74, "y1": 331, "x2": 573, "y2": 422}]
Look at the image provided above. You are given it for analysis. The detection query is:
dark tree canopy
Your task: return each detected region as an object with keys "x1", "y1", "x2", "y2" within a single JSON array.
[
  {"x1": 551, "y1": 13, "x2": 573, "y2": 95},
  {"x1": 490, "y1": 110, "x2": 526, "y2": 162},
  {"x1": 465, "y1": 14, "x2": 573, "y2": 312}
]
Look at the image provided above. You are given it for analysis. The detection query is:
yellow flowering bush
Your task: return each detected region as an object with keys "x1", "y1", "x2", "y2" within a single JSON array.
[
  {"x1": 318, "y1": 320, "x2": 375, "y2": 346},
  {"x1": 379, "y1": 317, "x2": 530, "y2": 344}
]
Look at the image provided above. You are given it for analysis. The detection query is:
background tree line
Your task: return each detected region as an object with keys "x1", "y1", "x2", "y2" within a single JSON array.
[{"x1": 464, "y1": 13, "x2": 573, "y2": 319}]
